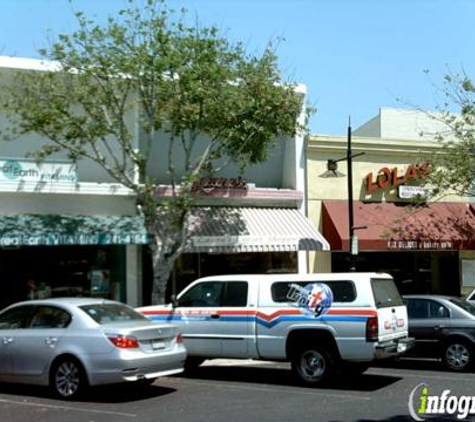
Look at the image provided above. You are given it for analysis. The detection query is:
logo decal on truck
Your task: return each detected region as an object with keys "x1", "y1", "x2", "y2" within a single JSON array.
[{"x1": 287, "y1": 283, "x2": 333, "y2": 317}]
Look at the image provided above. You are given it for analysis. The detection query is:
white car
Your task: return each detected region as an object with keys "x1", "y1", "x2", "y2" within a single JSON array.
[{"x1": 0, "y1": 298, "x2": 187, "y2": 399}]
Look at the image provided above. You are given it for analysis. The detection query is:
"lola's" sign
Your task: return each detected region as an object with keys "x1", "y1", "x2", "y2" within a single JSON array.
[{"x1": 366, "y1": 163, "x2": 431, "y2": 192}]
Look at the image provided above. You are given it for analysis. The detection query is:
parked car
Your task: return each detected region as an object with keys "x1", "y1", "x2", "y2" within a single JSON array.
[
  {"x1": 138, "y1": 273, "x2": 413, "y2": 386},
  {"x1": 0, "y1": 298, "x2": 186, "y2": 399},
  {"x1": 466, "y1": 288, "x2": 475, "y2": 304},
  {"x1": 403, "y1": 294, "x2": 475, "y2": 371}
]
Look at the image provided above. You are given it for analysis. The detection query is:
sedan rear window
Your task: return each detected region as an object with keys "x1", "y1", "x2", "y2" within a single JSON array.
[
  {"x1": 449, "y1": 298, "x2": 475, "y2": 317},
  {"x1": 80, "y1": 304, "x2": 148, "y2": 324}
]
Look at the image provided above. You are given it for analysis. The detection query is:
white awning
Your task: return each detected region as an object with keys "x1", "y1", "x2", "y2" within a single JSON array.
[{"x1": 186, "y1": 207, "x2": 329, "y2": 253}]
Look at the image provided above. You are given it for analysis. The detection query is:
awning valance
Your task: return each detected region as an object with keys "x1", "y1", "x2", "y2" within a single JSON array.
[
  {"x1": 322, "y1": 201, "x2": 475, "y2": 251},
  {"x1": 0, "y1": 214, "x2": 148, "y2": 246},
  {"x1": 0, "y1": 208, "x2": 329, "y2": 251},
  {"x1": 185, "y1": 207, "x2": 329, "y2": 253}
]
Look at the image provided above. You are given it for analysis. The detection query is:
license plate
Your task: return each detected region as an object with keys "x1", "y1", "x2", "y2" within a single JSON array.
[{"x1": 152, "y1": 340, "x2": 166, "y2": 350}]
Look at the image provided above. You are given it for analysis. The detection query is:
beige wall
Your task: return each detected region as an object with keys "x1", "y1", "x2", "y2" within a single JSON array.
[
  {"x1": 306, "y1": 134, "x2": 462, "y2": 202},
  {"x1": 306, "y1": 133, "x2": 469, "y2": 275}
]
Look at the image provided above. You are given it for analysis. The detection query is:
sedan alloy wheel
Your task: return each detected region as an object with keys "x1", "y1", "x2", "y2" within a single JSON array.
[
  {"x1": 51, "y1": 358, "x2": 86, "y2": 399},
  {"x1": 444, "y1": 341, "x2": 472, "y2": 371}
]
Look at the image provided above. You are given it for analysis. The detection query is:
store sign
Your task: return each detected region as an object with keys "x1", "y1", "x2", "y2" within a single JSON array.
[
  {"x1": 398, "y1": 185, "x2": 434, "y2": 199},
  {"x1": 191, "y1": 176, "x2": 248, "y2": 193},
  {"x1": 0, "y1": 159, "x2": 78, "y2": 184},
  {"x1": 366, "y1": 163, "x2": 431, "y2": 193},
  {"x1": 192, "y1": 234, "x2": 295, "y2": 247},
  {"x1": 387, "y1": 240, "x2": 453, "y2": 250},
  {"x1": 0, "y1": 233, "x2": 147, "y2": 246}
]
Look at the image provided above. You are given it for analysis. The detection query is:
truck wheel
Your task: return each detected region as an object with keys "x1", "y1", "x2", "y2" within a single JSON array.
[{"x1": 291, "y1": 346, "x2": 335, "y2": 386}]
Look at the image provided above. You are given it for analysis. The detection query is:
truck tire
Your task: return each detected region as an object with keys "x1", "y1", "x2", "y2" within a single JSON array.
[{"x1": 291, "y1": 345, "x2": 335, "y2": 386}]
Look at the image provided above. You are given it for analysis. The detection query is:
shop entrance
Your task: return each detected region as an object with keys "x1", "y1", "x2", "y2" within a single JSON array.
[
  {"x1": 142, "y1": 250, "x2": 298, "y2": 305},
  {"x1": 331, "y1": 251, "x2": 460, "y2": 296}
]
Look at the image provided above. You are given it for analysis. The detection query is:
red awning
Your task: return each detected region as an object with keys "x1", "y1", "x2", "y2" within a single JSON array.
[{"x1": 322, "y1": 201, "x2": 475, "y2": 251}]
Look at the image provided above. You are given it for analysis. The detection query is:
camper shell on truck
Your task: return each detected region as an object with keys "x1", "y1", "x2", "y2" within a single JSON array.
[{"x1": 138, "y1": 272, "x2": 413, "y2": 386}]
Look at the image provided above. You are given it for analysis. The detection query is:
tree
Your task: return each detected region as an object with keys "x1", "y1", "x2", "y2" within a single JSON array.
[
  {"x1": 422, "y1": 70, "x2": 475, "y2": 198},
  {"x1": 0, "y1": 0, "x2": 307, "y2": 304}
]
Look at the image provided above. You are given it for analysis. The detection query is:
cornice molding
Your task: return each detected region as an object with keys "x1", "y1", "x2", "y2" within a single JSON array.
[{"x1": 307, "y1": 135, "x2": 440, "y2": 156}]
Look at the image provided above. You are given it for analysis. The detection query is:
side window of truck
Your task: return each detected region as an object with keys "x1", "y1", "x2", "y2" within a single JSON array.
[
  {"x1": 271, "y1": 280, "x2": 356, "y2": 303},
  {"x1": 222, "y1": 282, "x2": 248, "y2": 307},
  {"x1": 178, "y1": 282, "x2": 223, "y2": 307},
  {"x1": 177, "y1": 281, "x2": 248, "y2": 307}
]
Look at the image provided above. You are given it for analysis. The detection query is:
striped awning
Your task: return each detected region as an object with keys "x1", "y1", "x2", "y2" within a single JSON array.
[{"x1": 186, "y1": 207, "x2": 329, "y2": 253}]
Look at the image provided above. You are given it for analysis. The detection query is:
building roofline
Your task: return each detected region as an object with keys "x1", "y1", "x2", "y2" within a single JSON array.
[{"x1": 307, "y1": 134, "x2": 440, "y2": 156}]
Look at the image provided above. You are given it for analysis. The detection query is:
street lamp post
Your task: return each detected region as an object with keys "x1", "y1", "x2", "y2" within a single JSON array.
[
  {"x1": 320, "y1": 119, "x2": 366, "y2": 271},
  {"x1": 347, "y1": 123, "x2": 357, "y2": 270}
]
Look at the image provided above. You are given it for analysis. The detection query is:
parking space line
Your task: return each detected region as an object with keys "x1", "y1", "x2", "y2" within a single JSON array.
[
  {"x1": 0, "y1": 399, "x2": 136, "y2": 417},
  {"x1": 367, "y1": 368, "x2": 475, "y2": 383},
  {"x1": 169, "y1": 378, "x2": 371, "y2": 401}
]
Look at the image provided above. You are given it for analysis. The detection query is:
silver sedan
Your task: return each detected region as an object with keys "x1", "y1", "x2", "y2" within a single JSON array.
[{"x1": 0, "y1": 298, "x2": 187, "y2": 399}]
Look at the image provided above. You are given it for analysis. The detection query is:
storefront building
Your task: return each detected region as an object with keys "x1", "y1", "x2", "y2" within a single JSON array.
[
  {"x1": 307, "y1": 108, "x2": 475, "y2": 296},
  {"x1": 0, "y1": 158, "x2": 148, "y2": 309},
  {"x1": 0, "y1": 56, "x2": 328, "y2": 307}
]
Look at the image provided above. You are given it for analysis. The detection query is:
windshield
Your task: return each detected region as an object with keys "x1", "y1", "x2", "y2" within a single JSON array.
[
  {"x1": 449, "y1": 298, "x2": 475, "y2": 317},
  {"x1": 80, "y1": 303, "x2": 148, "y2": 324}
]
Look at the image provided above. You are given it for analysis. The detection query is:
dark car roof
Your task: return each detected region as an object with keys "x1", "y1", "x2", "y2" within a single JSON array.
[{"x1": 403, "y1": 294, "x2": 459, "y2": 301}]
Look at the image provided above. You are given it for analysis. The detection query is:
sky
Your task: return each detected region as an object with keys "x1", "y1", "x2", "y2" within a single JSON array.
[{"x1": 1, "y1": 0, "x2": 474, "y2": 135}]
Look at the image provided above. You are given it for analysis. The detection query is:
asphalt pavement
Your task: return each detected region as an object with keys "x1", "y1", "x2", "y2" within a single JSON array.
[{"x1": 0, "y1": 359, "x2": 474, "y2": 422}]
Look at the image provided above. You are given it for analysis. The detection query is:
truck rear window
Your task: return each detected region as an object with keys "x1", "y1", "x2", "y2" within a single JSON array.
[
  {"x1": 371, "y1": 278, "x2": 404, "y2": 308},
  {"x1": 271, "y1": 280, "x2": 356, "y2": 303}
]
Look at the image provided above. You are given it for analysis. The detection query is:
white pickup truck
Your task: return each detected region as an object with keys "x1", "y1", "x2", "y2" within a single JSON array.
[{"x1": 138, "y1": 272, "x2": 413, "y2": 385}]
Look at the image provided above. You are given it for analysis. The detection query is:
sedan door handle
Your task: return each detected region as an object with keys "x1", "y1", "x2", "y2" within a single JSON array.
[
  {"x1": 210, "y1": 314, "x2": 221, "y2": 319},
  {"x1": 45, "y1": 337, "x2": 58, "y2": 347},
  {"x1": 434, "y1": 325, "x2": 445, "y2": 330},
  {"x1": 2, "y1": 337, "x2": 13, "y2": 345}
]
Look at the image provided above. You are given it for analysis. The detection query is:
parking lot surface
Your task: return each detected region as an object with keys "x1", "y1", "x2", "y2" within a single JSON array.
[{"x1": 0, "y1": 359, "x2": 474, "y2": 422}]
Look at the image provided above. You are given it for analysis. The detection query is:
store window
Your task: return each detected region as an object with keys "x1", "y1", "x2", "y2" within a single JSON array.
[{"x1": 0, "y1": 245, "x2": 126, "y2": 308}]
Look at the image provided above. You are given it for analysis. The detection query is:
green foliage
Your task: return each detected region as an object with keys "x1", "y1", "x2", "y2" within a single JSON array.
[
  {"x1": 1, "y1": 0, "x2": 304, "y2": 205},
  {"x1": 426, "y1": 70, "x2": 475, "y2": 198},
  {"x1": 0, "y1": 0, "x2": 307, "y2": 303}
]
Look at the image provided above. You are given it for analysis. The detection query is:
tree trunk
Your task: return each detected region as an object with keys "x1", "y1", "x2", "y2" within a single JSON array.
[
  {"x1": 151, "y1": 250, "x2": 175, "y2": 304},
  {"x1": 143, "y1": 195, "x2": 190, "y2": 305},
  {"x1": 149, "y1": 236, "x2": 184, "y2": 305}
]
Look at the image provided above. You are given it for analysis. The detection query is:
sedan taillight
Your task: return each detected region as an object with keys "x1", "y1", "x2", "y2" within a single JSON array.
[
  {"x1": 176, "y1": 333, "x2": 183, "y2": 344},
  {"x1": 366, "y1": 316, "x2": 379, "y2": 342},
  {"x1": 108, "y1": 335, "x2": 139, "y2": 349}
]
